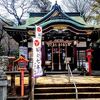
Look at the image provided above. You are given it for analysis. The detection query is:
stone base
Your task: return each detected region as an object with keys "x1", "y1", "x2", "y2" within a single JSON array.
[{"x1": 0, "y1": 79, "x2": 7, "y2": 100}]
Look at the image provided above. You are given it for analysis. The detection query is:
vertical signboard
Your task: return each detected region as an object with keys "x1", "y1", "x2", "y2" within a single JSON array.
[
  {"x1": 33, "y1": 25, "x2": 43, "y2": 77},
  {"x1": 35, "y1": 25, "x2": 42, "y2": 39},
  {"x1": 33, "y1": 38, "x2": 43, "y2": 77}
]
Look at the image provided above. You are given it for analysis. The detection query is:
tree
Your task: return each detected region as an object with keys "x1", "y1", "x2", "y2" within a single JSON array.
[
  {"x1": 0, "y1": 0, "x2": 51, "y2": 25},
  {"x1": 0, "y1": 44, "x2": 4, "y2": 56},
  {"x1": 90, "y1": 0, "x2": 100, "y2": 24},
  {"x1": 2, "y1": 34, "x2": 19, "y2": 56},
  {"x1": 0, "y1": 0, "x2": 34, "y2": 25},
  {"x1": 62, "y1": 0, "x2": 94, "y2": 21},
  {"x1": 0, "y1": 16, "x2": 10, "y2": 47},
  {"x1": 0, "y1": 16, "x2": 13, "y2": 43},
  {"x1": 0, "y1": 16, "x2": 18, "y2": 56},
  {"x1": 33, "y1": 0, "x2": 52, "y2": 12},
  {"x1": 0, "y1": 23, "x2": 4, "y2": 55}
]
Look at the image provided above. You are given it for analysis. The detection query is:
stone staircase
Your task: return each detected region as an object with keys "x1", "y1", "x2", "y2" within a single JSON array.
[{"x1": 34, "y1": 83, "x2": 100, "y2": 100}]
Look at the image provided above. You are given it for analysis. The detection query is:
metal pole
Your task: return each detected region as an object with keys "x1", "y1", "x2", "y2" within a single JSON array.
[
  {"x1": 65, "y1": 43, "x2": 70, "y2": 82},
  {"x1": 67, "y1": 63, "x2": 70, "y2": 83}
]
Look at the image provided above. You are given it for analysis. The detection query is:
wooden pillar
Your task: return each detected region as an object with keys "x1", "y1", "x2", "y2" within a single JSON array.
[
  {"x1": 65, "y1": 43, "x2": 68, "y2": 70},
  {"x1": 73, "y1": 44, "x2": 77, "y2": 68},
  {"x1": 21, "y1": 69, "x2": 24, "y2": 96},
  {"x1": 42, "y1": 42, "x2": 45, "y2": 68},
  {"x1": 51, "y1": 43, "x2": 54, "y2": 70},
  {"x1": 59, "y1": 43, "x2": 61, "y2": 70},
  {"x1": 29, "y1": 68, "x2": 34, "y2": 100},
  {"x1": 11, "y1": 74, "x2": 16, "y2": 96}
]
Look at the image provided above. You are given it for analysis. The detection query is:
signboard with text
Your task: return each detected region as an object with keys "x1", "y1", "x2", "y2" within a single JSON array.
[
  {"x1": 35, "y1": 25, "x2": 42, "y2": 39},
  {"x1": 33, "y1": 38, "x2": 43, "y2": 77}
]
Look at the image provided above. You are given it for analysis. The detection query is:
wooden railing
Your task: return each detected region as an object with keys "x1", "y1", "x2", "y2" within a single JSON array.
[{"x1": 6, "y1": 71, "x2": 30, "y2": 100}]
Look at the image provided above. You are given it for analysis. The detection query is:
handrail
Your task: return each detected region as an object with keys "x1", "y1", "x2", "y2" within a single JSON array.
[{"x1": 66, "y1": 63, "x2": 78, "y2": 100}]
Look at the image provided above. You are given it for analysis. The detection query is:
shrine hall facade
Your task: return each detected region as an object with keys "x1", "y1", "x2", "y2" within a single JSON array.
[{"x1": 4, "y1": 3, "x2": 100, "y2": 71}]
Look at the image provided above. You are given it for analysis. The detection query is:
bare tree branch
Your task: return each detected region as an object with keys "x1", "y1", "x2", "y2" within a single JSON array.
[
  {"x1": 62, "y1": 0, "x2": 97, "y2": 22},
  {"x1": 0, "y1": 0, "x2": 51, "y2": 25}
]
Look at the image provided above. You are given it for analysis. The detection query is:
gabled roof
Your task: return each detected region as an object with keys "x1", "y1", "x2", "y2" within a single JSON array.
[
  {"x1": 3, "y1": 2, "x2": 100, "y2": 43},
  {"x1": 4, "y1": 2, "x2": 95, "y2": 31},
  {"x1": 27, "y1": 19, "x2": 90, "y2": 30},
  {"x1": 29, "y1": 3, "x2": 85, "y2": 26}
]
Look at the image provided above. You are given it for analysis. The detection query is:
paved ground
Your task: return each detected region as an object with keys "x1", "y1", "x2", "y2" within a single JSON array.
[
  {"x1": 36, "y1": 74, "x2": 100, "y2": 84},
  {"x1": 38, "y1": 98, "x2": 100, "y2": 100},
  {"x1": 35, "y1": 75, "x2": 100, "y2": 100},
  {"x1": 7, "y1": 71, "x2": 100, "y2": 86},
  {"x1": 7, "y1": 73, "x2": 100, "y2": 100}
]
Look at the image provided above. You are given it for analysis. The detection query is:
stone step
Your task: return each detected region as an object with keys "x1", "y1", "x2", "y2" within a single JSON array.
[
  {"x1": 35, "y1": 92, "x2": 100, "y2": 99},
  {"x1": 7, "y1": 95, "x2": 28, "y2": 100},
  {"x1": 35, "y1": 83, "x2": 100, "y2": 87},
  {"x1": 35, "y1": 83, "x2": 100, "y2": 99},
  {"x1": 34, "y1": 74, "x2": 100, "y2": 99},
  {"x1": 35, "y1": 98, "x2": 100, "y2": 100},
  {"x1": 45, "y1": 71, "x2": 81, "y2": 74},
  {"x1": 35, "y1": 86, "x2": 100, "y2": 93}
]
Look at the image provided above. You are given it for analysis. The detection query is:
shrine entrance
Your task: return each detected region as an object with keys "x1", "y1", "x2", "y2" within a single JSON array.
[
  {"x1": 45, "y1": 39, "x2": 75, "y2": 71},
  {"x1": 53, "y1": 46, "x2": 66, "y2": 71}
]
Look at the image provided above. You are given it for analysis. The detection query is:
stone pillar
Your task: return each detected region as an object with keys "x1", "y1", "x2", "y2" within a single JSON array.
[
  {"x1": 0, "y1": 69, "x2": 7, "y2": 100},
  {"x1": 0, "y1": 79, "x2": 7, "y2": 100}
]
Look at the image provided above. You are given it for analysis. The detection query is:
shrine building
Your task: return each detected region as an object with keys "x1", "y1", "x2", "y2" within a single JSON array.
[{"x1": 4, "y1": 2, "x2": 100, "y2": 71}]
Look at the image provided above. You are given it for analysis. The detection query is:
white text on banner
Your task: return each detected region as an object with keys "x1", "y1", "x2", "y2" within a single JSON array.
[{"x1": 33, "y1": 38, "x2": 43, "y2": 78}]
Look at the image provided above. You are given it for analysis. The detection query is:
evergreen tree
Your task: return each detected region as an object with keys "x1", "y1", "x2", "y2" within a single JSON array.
[{"x1": 0, "y1": 44, "x2": 4, "y2": 56}]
